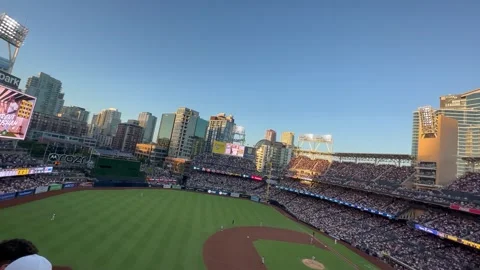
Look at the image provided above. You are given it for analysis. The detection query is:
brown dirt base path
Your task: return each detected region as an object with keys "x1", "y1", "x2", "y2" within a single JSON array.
[{"x1": 203, "y1": 226, "x2": 328, "y2": 270}]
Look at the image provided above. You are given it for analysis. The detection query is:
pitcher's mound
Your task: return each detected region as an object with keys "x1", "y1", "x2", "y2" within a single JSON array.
[{"x1": 302, "y1": 259, "x2": 325, "y2": 270}]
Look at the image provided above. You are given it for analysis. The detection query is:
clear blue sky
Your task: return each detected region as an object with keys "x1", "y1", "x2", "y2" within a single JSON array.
[{"x1": 2, "y1": 0, "x2": 479, "y2": 153}]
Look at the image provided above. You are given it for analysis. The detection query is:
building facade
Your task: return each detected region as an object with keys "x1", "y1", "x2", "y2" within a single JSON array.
[
  {"x1": 168, "y1": 107, "x2": 199, "y2": 159},
  {"x1": 412, "y1": 88, "x2": 480, "y2": 177},
  {"x1": 112, "y1": 121, "x2": 144, "y2": 153},
  {"x1": 157, "y1": 113, "x2": 176, "y2": 146},
  {"x1": 415, "y1": 114, "x2": 458, "y2": 187},
  {"x1": 254, "y1": 139, "x2": 292, "y2": 175},
  {"x1": 204, "y1": 113, "x2": 235, "y2": 153},
  {"x1": 58, "y1": 106, "x2": 90, "y2": 122},
  {"x1": 28, "y1": 130, "x2": 97, "y2": 148},
  {"x1": 265, "y1": 129, "x2": 277, "y2": 142},
  {"x1": 90, "y1": 108, "x2": 122, "y2": 136},
  {"x1": 28, "y1": 111, "x2": 88, "y2": 138},
  {"x1": 25, "y1": 72, "x2": 65, "y2": 115},
  {"x1": 138, "y1": 112, "x2": 157, "y2": 143},
  {"x1": 135, "y1": 143, "x2": 168, "y2": 164},
  {"x1": 281, "y1": 131, "x2": 295, "y2": 146}
]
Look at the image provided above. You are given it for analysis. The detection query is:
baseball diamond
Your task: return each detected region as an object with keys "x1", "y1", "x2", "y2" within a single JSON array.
[{"x1": 0, "y1": 188, "x2": 388, "y2": 270}]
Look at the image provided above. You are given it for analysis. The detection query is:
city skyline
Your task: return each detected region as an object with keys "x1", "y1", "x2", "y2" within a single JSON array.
[{"x1": 3, "y1": 1, "x2": 480, "y2": 153}]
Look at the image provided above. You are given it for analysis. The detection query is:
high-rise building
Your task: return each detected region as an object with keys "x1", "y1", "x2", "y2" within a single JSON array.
[
  {"x1": 204, "y1": 113, "x2": 235, "y2": 153},
  {"x1": 25, "y1": 72, "x2": 65, "y2": 115},
  {"x1": 58, "y1": 106, "x2": 90, "y2": 122},
  {"x1": 137, "y1": 112, "x2": 157, "y2": 143},
  {"x1": 156, "y1": 113, "x2": 176, "y2": 147},
  {"x1": 265, "y1": 129, "x2": 277, "y2": 142},
  {"x1": 112, "y1": 120, "x2": 144, "y2": 153},
  {"x1": 281, "y1": 132, "x2": 295, "y2": 146},
  {"x1": 168, "y1": 107, "x2": 199, "y2": 159},
  {"x1": 412, "y1": 88, "x2": 480, "y2": 177},
  {"x1": 254, "y1": 139, "x2": 292, "y2": 175},
  {"x1": 191, "y1": 118, "x2": 209, "y2": 158},
  {"x1": 28, "y1": 111, "x2": 88, "y2": 138},
  {"x1": 90, "y1": 108, "x2": 122, "y2": 136}
]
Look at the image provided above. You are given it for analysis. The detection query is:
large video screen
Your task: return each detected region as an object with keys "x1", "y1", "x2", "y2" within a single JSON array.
[
  {"x1": 0, "y1": 86, "x2": 36, "y2": 140},
  {"x1": 212, "y1": 140, "x2": 226, "y2": 154},
  {"x1": 224, "y1": 143, "x2": 245, "y2": 157}
]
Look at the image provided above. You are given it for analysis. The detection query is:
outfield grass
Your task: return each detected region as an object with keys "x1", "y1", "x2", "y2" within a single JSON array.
[{"x1": 0, "y1": 190, "x2": 378, "y2": 270}]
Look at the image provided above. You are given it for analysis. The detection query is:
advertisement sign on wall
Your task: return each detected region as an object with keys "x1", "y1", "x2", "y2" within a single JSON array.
[
  {"x1": 0, "y1": 192, "x2": 16, "y2": 201},
  {"x1": 0, "y1": 166, "x2": 53, "y2": 178},
  {"x1": 48, "y1": 184, "x2": 62, "y2": 191},
  {"x1": 63, "y1": 183, "x2": 75, "y2": 189},
  {"x1": 35, "y1": 186, "x2": 49, "y2": 194},
  {"x1": 17, "y1": 189, "x2": 35, "y2": 197},
  {"x1": 0, "y1": 70, "x2": 21, "y2": 89},
  {"x1": 0, "y1": 85, "x2": 36, "y2": 140}
]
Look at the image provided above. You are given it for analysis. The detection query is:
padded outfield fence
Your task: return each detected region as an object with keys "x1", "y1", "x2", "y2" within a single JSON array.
[
  {"x1": 0, "y1": 181, "x2": 261, "y2": 203},
  {"x1": 0, "y1": 182, "x2": 92, "y2": 202}
]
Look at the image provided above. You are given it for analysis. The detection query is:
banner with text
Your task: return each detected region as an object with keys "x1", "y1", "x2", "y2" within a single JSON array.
[
  {"x1": 450, "y1": 204, "x2": 480, "y2": 215},
  {"x1": 63, "y1": 183, "x2": 75, "y2": 189},
  {"x1": 0, "y1": 192, "x2": 16, "y2": 201},
  {"x1": 17, "y1": 189, "x2": 35, "y2": 197}
]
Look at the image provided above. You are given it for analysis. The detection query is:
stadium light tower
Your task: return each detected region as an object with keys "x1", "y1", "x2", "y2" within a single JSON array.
[
  {"x1": 233, "y1": 125, "x2": 246, "y2": 145},
  {"x1": 0, "y1": 13, "x2": 29, "y2": 74},
  {"x1": 418, "y1": 106, "x2": 437, "y2": 138}
]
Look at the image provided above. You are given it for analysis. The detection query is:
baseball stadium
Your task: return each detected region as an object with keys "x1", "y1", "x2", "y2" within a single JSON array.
[
  {"x1": 1, "y1": 9, "x2": 480, "y2": 270},
  {"x1": 1, "y1": 128, "x2": 480, "y2": 270}
]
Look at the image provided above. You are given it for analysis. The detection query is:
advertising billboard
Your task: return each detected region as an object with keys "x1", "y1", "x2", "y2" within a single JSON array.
[
  {"x1": 440, "y1": 94, "x2": 465, "y2": 109},
  {"x1": 0, "y1": 192, "x2": 16, "y2": 201},
  {"x1": 0, "y1": 166, "x2": 53, "y2": 178},
  {"x1": 0, "y1": 85, "x2": 36, "y2": 140},
  {"x1": 35, "y1": 186, "x2": 49, "y2": 194},
  {"x1": 243, "y1": 146, "x2": 256, "y2": 160},
  {"x1": 212, "y1": 140, "x2": 226, "y2": 154},
  {"x1": 224, "y1": 143, "x2": 245, "y2": 157},
  {"x1": 0, "y1": 70, "x2": 21, "y2": 89},
  {"x1": 17, "y1": 189, "x2": 35, "y2": 197}
]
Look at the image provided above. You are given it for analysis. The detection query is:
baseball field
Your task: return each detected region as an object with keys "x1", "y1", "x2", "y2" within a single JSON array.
[{"x1": 0, "y1": 189, "x2": 388, "y2": 270}]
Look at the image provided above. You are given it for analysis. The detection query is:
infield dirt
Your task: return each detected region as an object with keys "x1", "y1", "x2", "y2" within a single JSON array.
[{"x1": 203, "y1": 226, "x2": 328, "y2": 270}]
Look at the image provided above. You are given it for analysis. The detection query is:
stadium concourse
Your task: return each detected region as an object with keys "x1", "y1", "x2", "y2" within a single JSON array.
[
  {"x1": 190, "y1": 153, "x2": 480, "y2": 270},
  {"x1": 2, "y1": 151, "x2": 480, "y2": 269}
]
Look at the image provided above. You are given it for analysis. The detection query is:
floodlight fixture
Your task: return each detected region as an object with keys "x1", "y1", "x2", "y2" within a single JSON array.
[
  {"x1": 0, "y1": 13, "x2": 29, "y2": 74},
  {"x1": 419, "y1": 106, "x2": 437, "y2": 137}
]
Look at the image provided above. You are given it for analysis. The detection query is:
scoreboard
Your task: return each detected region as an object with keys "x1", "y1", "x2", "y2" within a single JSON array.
[{"x1": 0, "y1": 166, "x2": 53, "y2": 178}]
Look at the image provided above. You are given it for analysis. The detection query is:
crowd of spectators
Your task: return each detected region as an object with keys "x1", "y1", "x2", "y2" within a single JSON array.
[
  {"x1": 269, "y1": 188, "x2": 480, "y2": 270},
  {"x1": 186, "y1": 171, "x2": 265, "y2": 197},
  {"x1": 0, "y1": 153, "x2": 41, "y2": 169},
  {"x1": 287, "y1": 156, "x2": 329, "y2": 178},
  {"x1": 192, "y1": 153, "x2": 256, "y2": 174},
  {"x1": 0, "y1": 174, "x2": 88, "y2": 194},
  {"x1": 446, "y1": 172, "x2": 480, "y2": 194},
  {"x1": 183, "y1": 169, "x2": 480, "y2": 269}
]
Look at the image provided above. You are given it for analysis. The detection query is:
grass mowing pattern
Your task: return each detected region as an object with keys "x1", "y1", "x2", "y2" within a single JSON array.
[
  {"x1": 254, "y1": 240, "x2": 353, "y2": 269},
  {"x1": 0, "y1": 190, "x2": 377, "y2": 270}
]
